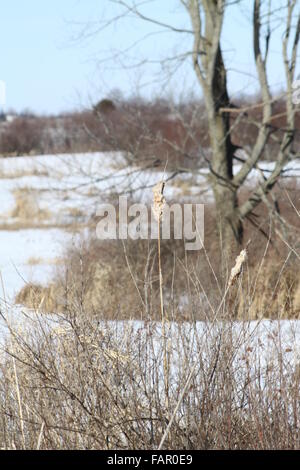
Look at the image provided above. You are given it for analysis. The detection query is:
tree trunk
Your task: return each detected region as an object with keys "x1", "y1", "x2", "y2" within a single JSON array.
[
  {"x1": 213, "y1": 181, "x2": 243, "y2": 266},
  {"x1": 206, "y1": 46, "x2": 243, "y2": 266},
  {"x1": 189, "y1": 0, "x2": 243, "y2": 266}
]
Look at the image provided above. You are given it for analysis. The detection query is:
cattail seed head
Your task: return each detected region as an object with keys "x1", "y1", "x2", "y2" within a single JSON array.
[
  {"x1": 228, "y1": 247, "x2": 248, "y2": 288},
  {"x1": 152, "y1": 181, "x2": 166, "y2": 222}
]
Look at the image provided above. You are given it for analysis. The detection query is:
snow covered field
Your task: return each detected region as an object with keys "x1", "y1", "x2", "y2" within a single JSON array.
[
  {"x1": 0, "y1": 151, "x2": 299, "y2": 309},
  {"x1": 0, "y1": 311, "x2": 300, "y2": 386},
  {"x1": 0, "y1": 151, "x2": 201, "y2": 302}
]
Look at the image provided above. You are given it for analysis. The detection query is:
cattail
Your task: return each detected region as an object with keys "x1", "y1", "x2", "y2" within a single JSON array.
[
  {"x1": 152, "y1": 181, "x2": 165, "y2": 222},
  {"x1": 228, "y1": 247, "x2": 248, "y2": 288},
  {"x1": 152, "y1": 179, "x2": 169, "y2": 412}
]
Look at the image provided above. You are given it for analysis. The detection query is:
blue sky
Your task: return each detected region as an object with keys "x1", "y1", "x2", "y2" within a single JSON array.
[{"x1": 0, "y1": 0, "x2": 297, "y2": 115}]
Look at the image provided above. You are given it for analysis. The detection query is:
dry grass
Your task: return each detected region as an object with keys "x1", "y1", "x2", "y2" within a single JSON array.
[
  {"x1": 25, "y1": 256, "x2": 62, "y2": 266},
  {"x1": 15, "y1": 283, "x2": 61, "y2": 312},
  {"x1": 13, "y1": 187, "x2": 300, "y2": 321},
  {"x1": 66, "y1": 207, "x2": 86, "y2": 219},
  {"x1": 26, "y1": 256, "x2": 43, "y2": 266},
  {"x1": 14, "y1": 242, "x2": 300, "y2": 320},
  {"x1": 11, "y1": 189, "x2": 51, "y2": 222},
  {"x1": 0, "y1": 167, "x2": 49, "y2": 180},
  {"x1": 236, "y1": 262, "x2": 300, "y2": 320}
]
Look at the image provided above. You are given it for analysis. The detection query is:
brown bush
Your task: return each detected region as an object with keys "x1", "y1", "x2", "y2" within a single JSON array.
[
  {"x1": 0, "y1": 117, "x2": 47, "y2": 155},
  {"x1": 1, "y1": 95, "x2": 298, "y2": 164}
]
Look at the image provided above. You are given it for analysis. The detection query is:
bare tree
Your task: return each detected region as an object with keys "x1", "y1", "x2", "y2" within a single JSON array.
[{"x1": 84, "y1": 0, "x2": 300, "y2": 261}]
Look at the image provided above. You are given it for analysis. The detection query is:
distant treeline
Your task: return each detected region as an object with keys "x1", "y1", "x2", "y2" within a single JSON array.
[{"x1": 0, "y1": 96, "x2": 299, "y2": 168}]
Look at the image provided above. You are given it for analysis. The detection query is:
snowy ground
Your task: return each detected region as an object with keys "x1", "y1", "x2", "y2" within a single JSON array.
[
  {"x1": 0, "y1": 151, "x2": 299, "y2": 305},
  {"x1": 0, "y1": 228, "x2": 74, "y2": 301},
  {"x1": 0, "y1": 310, "x2": 300, "y2": 384},
  {"x1": 0, "y1": 151, "x2": 204, "y2": 302}
]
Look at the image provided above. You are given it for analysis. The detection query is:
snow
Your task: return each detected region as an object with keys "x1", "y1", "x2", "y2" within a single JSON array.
[
  {"x1": 0, "y1": 313, "x2": 299, "y2": 387},
  {"x1": 0, "y1": 228, "x2": 75, "y2": 300},
  {"x1": 0, "y1": 150, "x2": 299, "y2": 311}
]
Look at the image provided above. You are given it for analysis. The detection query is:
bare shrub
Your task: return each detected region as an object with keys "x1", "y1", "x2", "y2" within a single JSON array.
[
  {"x1": 0, "y1": 298, "x2": 300, "y2": 449},
  {"x1": 0, "y1": 117, "x2": 47, "y2": 156},
  {"x1": 1, "y1": 95, "x2": 298, "y2": 165}
]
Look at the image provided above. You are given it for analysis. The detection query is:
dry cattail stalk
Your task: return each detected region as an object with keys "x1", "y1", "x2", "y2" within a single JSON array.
[
  {"x1": 228, "y1": 247, "x2": 248, "y2": 288},
  {"x1": 152, "y1": 179, "x2": 169, "y2": 412},
  {"x1": 152, "y1": 181, "x2": 165, "y2": 222}
]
